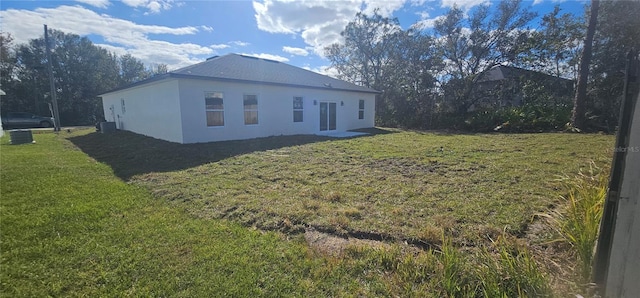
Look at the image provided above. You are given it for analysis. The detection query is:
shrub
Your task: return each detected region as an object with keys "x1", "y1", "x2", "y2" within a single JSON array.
[{"x1": 464, "y1": 104, "x2": 571, "y2": 133}]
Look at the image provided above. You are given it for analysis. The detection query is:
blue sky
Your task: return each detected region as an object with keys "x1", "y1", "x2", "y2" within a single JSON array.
[{"x1": 0, "y1": 0, "x2": 585, "y2": 76}]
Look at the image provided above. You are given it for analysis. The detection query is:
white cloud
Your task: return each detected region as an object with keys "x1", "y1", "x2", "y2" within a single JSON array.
[
  {"x1": 75, "y1": 0, "x2": 110, "y2": 9},
  {"x1": 122, "y1": 0, "x2": 147, "y2": 6},
  {"x1": 412, "y1": 0, "x2": 494, "y2": 30},
  {"x1": 302, "y1": 64, "x2": 339, "y2": 78},
  {"x1": 283, "y1": 46, "x2": 309, "y2": 56},
  {"x1": 147, "y1": 1, "x2": 162, "y2": 13},
  {"x1": 200, "y1": 25, "x2": 214, "y2": 32},
  {"x1": 531, "y1": 0, "x2": 571, "y2": 5},
  {"x1": 410, "y1": 0, "x2": 429, "y2": 6},
  {"x1": 240, "y1": 53, "x2": 289, "y2": 62},
  {"x1": 411, "y1": 15, "x2": 446, "y2": 30},
  {"x1": 417, "y1": 10, "x2": 430, "y2": 19},
  {"x1": 210, "y1": 44, "x2": 230, "y2": 50},
  {"x1": 252, "y1": 0, "x2": 407, "y2": 57},
  {"x1": 440, "y1": 0, "x2": 489, "y2": 11},
  {"x1": 230, "y1": 40, "x2": 250, "y2": 47},
  {"x1": 94, "y1": 43, "x2": 128, "y2": 56},
  {"x1": 362, "y1": 0, "x2": 406, "y2": 17},
  {"x1": 0, "y1": 5, "x2": 212, "y2": 69},
  {"x1": 121, "y1": 0, "x2": 174, "y2": 14},
  {"x1": 210, "y1": 41, "x2": 249, "y2": 51}
]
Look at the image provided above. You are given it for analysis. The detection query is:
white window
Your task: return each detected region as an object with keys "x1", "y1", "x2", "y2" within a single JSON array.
[
  {"x1": 358, "y1": 99, "x2": 365, "y2": 119},
  {"x1": 244, "y1": 94, "x2": 258, "y2": 125},
  {"x1": 205, "y1": 92, "x2": 224, "y2": 127},
  {"x1": 293, "y1": 97, "x2": 303, "y2": 122}
]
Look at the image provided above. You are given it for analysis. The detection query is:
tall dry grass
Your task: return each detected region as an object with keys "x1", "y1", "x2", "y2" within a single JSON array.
[{"x1": 541, "y1": 162, "x2": 608, "y2": 284}]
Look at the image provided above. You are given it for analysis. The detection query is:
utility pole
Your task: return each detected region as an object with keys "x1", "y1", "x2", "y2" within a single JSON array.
[{"x1": 44, "y1": 25, "x2": 61, "y2": 131}]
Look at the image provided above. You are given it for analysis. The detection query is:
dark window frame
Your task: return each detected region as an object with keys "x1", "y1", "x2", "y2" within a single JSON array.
[
  {"x1": 244, "y1": 94, "x2": 259, "y2": 125},
  {"x1": 205, "y1": 91, "x2": 224, "y2": 127},
  {"x1": 293, "y1": 96, "x2": 303, "y2": 122}
]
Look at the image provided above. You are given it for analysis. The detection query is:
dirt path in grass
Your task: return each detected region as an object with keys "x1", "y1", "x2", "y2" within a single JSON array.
[
  {"x1": 524, "y1": 215, "x2": 578, "y2": 295},
  {"x1": 304, "y1": 228, "x2": 392, "y2": 256}
]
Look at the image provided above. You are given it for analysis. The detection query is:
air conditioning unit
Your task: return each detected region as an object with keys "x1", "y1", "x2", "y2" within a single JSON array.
[
  {"x1": 10, "y1": 130, "x2": 33, "y2": 145},
  {"x1": 99, "y1": 122, "x2": 116, "y2": 133}
]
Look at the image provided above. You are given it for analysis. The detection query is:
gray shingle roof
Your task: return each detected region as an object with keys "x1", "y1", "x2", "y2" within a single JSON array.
[
  {"x1": 100, "y1": 54, "x2": 378, "y2": 96},
  {"x1": 480, "y1": 65, "x2": 573, "y2": 83},
  {"x1": 170, "y1": 54, "x2": 378, "y2": 93},
  {"x1": 101, "y1": 54, "x2": 378, "y2": 96}
]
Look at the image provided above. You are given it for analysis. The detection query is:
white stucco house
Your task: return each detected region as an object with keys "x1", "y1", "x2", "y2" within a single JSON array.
[{"x1": 99, "y1": 54, "x2": 378, "y2": 144}]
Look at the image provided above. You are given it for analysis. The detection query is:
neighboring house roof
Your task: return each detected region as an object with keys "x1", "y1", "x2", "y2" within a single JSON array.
[
  {"x1": 479, "y1": 65, "x2": 573, "y2": 83},
  {"x1": 101, "y1": 54, "x2": 379, "y2": 96}
]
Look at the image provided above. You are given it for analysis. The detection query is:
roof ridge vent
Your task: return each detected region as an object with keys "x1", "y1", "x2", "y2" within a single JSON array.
[{"x1": 206, "y1": 55, "x2": 219, "y2": 61}]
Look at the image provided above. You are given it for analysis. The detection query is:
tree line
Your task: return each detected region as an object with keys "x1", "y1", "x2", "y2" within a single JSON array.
[
  {"x1": 0, "y1": 30, "x2": 167, "y2": 126},
  {"x1": 326, "y1": 0, "x2": 640, "y2": 132},
  {"x1": 1, "y1": 1, "x2": 638, "y2": 130}
]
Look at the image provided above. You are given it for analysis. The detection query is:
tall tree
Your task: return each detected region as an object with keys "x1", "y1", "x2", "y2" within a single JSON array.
[
  {"x1": 325, "y1": 11, "x2": 439, "y2": 127},
  {"x1": 433, "y1": 0, "x2": 536, "y2": 115},
  {"x1": 0, "y1": 33, "x2": 19, "y2": 109},
  {"x1": 587, "y1": 1, "x2": 640, "y2": 131},
  {"x1": 570, "y1": 0, "x2": 599, "y2": 131},
  {"x1": 532, "y1": 5, "x2": 583, "y2": 79},
  {"x1": 120, "y1": 54, "x2": 150, "y2": 85},
  {"x1": 378, "y1": 30, "x2": 440, "y2": 128},
  {"x1": 325, "y1": 11, "x2": 401, "y2": 90},
  {"x1": 152, "y1": 63, "x2": 169, "y2": 76},
  {"x1": 2, "y1": 29, "x2": 159, "y2": 125},
  {"x1": 0, "y1": 33, "x2": 15, "y2": 81},
  {"x1": 5, "y1": 30, "x2": 121, "y2": 125},
  {"x1": 9, "y1": 35, "x2": 51, "y2": 114}
]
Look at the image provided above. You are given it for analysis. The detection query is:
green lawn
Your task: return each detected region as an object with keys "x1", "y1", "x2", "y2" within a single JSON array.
[
  {"x1": 68, "y1": 128, "x2": 613, "y2": 246},
  {"x1": 0, "y1": 132, "x2": 375, "y2": 296},
  {"x1": 1, "y1": 129, "x2": 615, "y2": 296}
]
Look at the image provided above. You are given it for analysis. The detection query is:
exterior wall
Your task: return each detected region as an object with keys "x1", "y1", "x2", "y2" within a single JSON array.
[
  {"x1": 605, "y1": 91, "x2": 640, "y2": 298},
  {"x1": 177, "y1": 78, "x2": 375, "y2": 143},
  {"x1": 101, "y1": 79, "x2": 183, "y2": 143}
]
